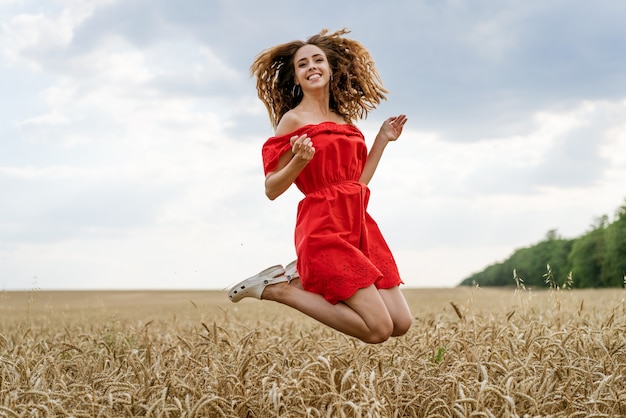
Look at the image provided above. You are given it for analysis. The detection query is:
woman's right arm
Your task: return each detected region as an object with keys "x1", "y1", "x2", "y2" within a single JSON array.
[
  {"x1": 265, "y1": 112, "x2": 316, "y2": 200},
  {"x1": 265, "y1": 142, "x2": 311, "y2": 200}
]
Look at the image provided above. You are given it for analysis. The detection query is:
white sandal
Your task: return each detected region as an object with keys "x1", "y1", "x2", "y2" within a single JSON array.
[
  {"x1": 284, "y1": 260, "x2": 299, "y2": 281},
  {"x1": 228, "y1": 265, "x2": 287, "y2": 302}
]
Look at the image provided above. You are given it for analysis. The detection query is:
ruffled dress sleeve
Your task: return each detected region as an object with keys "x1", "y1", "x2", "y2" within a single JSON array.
[{"x1": 261, "y1": 126, "x2": 310, "y2": 175}]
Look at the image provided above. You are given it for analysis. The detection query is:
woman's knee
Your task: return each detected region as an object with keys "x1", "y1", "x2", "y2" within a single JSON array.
[
  {"x1": 362, "y1": 317, "x2": 394, "y2": 344},
  {"x1": 392, "y1": 314, "x2": 413, "y2": 337}
]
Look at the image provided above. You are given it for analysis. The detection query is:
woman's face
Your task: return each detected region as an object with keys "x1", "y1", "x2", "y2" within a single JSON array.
[{"x1": 293, "y1": 44, "x2": 331, "y2": 92}]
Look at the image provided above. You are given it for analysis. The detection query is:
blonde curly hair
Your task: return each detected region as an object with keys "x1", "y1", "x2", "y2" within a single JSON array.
[{"x1": 250, "y1": 29, "x2": 388, "y2": 129}]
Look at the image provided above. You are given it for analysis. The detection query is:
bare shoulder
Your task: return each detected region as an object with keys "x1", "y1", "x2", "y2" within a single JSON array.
[
  {"x1": 276, "y1": 109, "x2": 347, "y2": 136},
  {"x1": 275, "y1": 111, "x2": 303, "y2": 136}
]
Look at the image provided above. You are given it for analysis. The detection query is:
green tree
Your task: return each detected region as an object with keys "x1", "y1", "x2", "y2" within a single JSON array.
[
  {"x1": 508, "y1": 230, "x2": 572, "y2": 287},
  {"x1": 459, "y1": 230, "x2": 573, "y2": 287},
  {"x1": 567, "y1": 216, "x2": 607, "y2": 288},
  {"x1": 603, "y1": 200, "x2": 626, "y2": 287}
]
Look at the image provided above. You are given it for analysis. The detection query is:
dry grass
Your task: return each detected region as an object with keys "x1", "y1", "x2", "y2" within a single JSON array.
[{"x1": 1, "y1": 286, "x2": 625, "y2": 417}]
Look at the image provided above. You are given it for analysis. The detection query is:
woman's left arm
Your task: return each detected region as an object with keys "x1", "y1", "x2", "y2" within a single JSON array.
[{"x1": 359, "y1": 114, "x2": 407, "y2": 185}]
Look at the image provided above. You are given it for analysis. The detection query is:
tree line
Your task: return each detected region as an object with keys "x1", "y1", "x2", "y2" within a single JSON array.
[{"x1": 459, "y1": 198, "x2": 626, "y2": 288}]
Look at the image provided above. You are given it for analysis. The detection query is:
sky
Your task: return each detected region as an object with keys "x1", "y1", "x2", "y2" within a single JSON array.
[{"x1": 1, "y1": 0, "x2": 625, "y2": 291}]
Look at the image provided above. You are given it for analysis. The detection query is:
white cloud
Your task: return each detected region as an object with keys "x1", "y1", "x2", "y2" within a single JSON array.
[
  {"x1": 3, "y1": 13, "x2": 72, "y2": 56},
  {"x1": 1, "y1": 0, "x2": 114, "y2": 66},
  {"x1": 599, "y1": 101, "x2": 626, "y2": 167}
]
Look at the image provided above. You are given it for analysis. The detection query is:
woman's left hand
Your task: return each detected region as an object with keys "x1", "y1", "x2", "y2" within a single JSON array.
[{"x1": 379, "y1": 114, "x2": 407, "y2": 142}]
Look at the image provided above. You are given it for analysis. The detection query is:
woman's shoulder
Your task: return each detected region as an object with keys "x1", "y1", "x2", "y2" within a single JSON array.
[{"x1": 275, "y1": 111, "x2": 303, "y2": 137}]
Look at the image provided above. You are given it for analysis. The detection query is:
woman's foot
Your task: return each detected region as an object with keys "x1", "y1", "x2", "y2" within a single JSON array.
[
  {"x1": 284, "y1": 259, "x2": 303, "y2": 289},
  {"x1": 284, "y1": 260, "x2": 299, "y2": 280},
  {"x1": 228, "y1": 265, "x2": 287, "y2": 302}
]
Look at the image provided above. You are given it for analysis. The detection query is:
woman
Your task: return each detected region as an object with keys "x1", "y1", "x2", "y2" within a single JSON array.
[{"x1": 228, "y1": 29, "x2": 412, "y2": 344}]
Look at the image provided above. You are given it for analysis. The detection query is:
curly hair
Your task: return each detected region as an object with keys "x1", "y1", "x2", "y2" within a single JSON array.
[{"x1": 250, "y1": 28, "x2": 388, "y2": 129}]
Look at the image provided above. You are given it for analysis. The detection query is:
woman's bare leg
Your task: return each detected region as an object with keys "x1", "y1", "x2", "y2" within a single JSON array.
[
  {"x1": 287, "y1": 278, "x2": 303, "y2": 290},
  {"x1": 378, "y1": 286, "x2": 413, "y2": 336},
  {"x1": 262, "y1": 283, "x2": 394, "y2": 344}
]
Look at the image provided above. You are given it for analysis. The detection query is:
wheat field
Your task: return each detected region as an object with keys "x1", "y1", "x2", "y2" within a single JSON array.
[{"x1": 1, "y1": 286, "x2": 625, "y2": 417}]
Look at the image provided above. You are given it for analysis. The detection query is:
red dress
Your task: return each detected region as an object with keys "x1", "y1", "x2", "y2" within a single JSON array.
[{"x1": 262, "y1": 122, "x2": 403, "y2": 304}]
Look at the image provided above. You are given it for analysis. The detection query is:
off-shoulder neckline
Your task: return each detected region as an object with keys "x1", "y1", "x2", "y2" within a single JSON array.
[
  {"x1": 275, "y1": 121, "x2": 357, "y2": 137},
  {"x1": 306, "y1": 121, "x2": 353, "y2": 128}
]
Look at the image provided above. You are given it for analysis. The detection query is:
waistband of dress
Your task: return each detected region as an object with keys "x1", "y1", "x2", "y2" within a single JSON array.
[{"x1": 304, "y1": 180, "x2": 365, "y2": 195}]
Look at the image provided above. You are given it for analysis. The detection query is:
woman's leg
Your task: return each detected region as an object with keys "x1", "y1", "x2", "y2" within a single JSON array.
[
  {"x1": 262, "y1": 283, "x2": 394, "y2": 344},
  {"x1": 378, "y1": 286, "x2": 413, "y2": 336}
]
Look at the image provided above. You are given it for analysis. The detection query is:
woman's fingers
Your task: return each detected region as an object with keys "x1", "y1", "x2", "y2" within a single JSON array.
[
  {"x1": 290, "y1": 134, "x2": 315, "y2": 160},
  {"x1": 390, "y1": 114, "x2": 407, "y2": 127},
  {"x1": 385, "y1": 114, "x2": 407, "y2": 139}
]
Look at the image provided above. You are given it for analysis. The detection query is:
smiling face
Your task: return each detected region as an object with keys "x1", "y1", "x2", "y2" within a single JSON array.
[{"x1": 293, "y1": 44, "x2": 331, "y2": 92}]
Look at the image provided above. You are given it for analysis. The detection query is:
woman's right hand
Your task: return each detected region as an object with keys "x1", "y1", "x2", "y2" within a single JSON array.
[{"x1": 290, "y1": 134, "x2": 315, "y2": 162}]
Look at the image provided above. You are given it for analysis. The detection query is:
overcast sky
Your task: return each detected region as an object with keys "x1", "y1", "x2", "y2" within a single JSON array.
[{"x1": 1, "y1": 0, "x2": 625, "y2": 291}]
